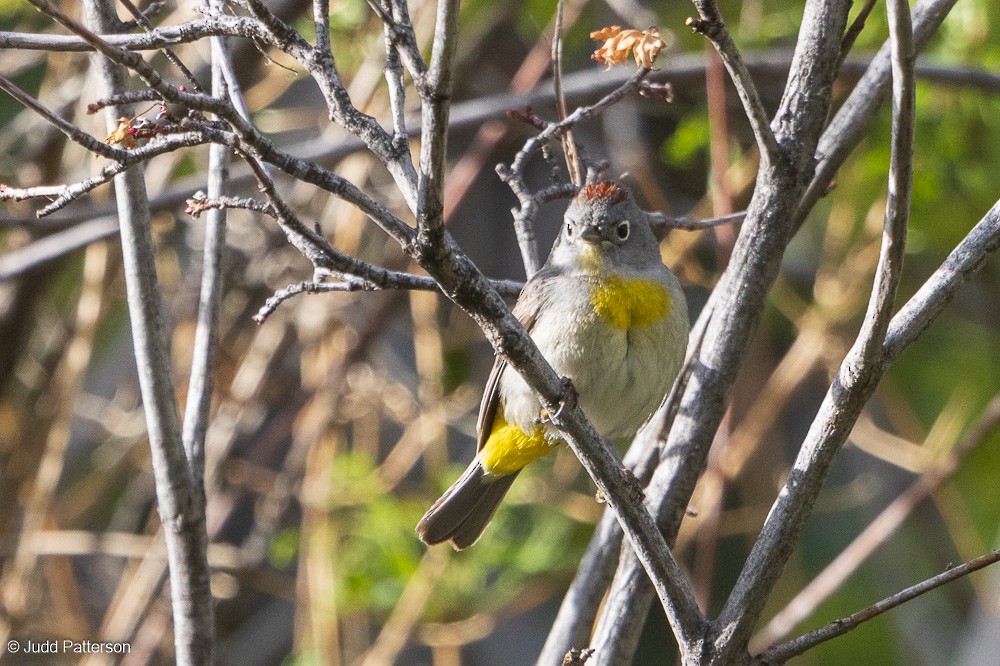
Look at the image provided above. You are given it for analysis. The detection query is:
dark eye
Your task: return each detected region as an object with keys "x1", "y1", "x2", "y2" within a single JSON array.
[
  {"x1": 565, "y1": 222, "x2": 574, "y2": 238},
  {"x1": 615, "y1": 221, "x2": 630, "y2": 240}
]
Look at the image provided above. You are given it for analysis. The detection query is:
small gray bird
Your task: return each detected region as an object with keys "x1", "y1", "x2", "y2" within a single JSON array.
[{"x1": 418, "y1": 181, "x2": 689, "y2": 549}]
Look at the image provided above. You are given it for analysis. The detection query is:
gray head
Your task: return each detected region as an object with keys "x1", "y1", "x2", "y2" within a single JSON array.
[{"x1": 548, "y1": 181, "x2": 662, "y2": 274}]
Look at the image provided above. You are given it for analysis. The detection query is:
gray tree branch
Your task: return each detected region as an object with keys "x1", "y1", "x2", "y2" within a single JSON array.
[
  {"x1": 715, "y1": 0, "x2": 916, "y2": 653},
  {"x1": 181, "y1": 11, "x2": 232, "y2": 489},
  {"x1": 79, "y1": 0, "x2": 213, "y2": 661}
]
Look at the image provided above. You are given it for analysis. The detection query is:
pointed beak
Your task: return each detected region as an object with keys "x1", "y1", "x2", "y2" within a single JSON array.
[{"x1": 579, "y1": 225, "x2": 602, "y2": 244}]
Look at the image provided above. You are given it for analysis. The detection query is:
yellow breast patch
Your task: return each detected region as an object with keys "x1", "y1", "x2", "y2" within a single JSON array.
[
  {"x1": 590, "y1": 276, "x2": 672, "y2": 330},
  {"x1": 479, "y1": 410, "x2": 552, "y2": 477}
]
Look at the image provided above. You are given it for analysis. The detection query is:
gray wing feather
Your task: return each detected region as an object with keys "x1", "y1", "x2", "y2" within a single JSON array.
[{"x1": 474, "y1": 264, "x2": 564, "y2": 451}]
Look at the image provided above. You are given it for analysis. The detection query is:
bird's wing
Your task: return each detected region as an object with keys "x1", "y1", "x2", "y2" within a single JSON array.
[{"x1": 475, "y1": 266, "x2": 562, "y2": 452}]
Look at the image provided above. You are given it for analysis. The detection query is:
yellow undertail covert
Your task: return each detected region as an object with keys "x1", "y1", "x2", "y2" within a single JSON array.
[
  {"x1": 479, "y1": 275, "x2": 673, "y2": 476},
  {"x1": 480, "y1": 409, "x2": 548, "y2": 476},
  {"x1": 590, "y1": 275, "x2": 673, "y2": 330}
]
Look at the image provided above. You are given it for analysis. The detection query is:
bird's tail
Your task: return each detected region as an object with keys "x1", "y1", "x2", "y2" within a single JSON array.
[{"x1": 416, "y1": 461, "x2": 519, "y2": 550}]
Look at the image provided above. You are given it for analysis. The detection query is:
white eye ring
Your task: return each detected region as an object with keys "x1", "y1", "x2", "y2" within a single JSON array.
[{"x1": 615, "y1": 220, "x2": 630, "y2": 240}]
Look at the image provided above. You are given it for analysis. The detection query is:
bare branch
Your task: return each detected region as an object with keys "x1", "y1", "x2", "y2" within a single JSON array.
[
  {"x1": 797, "y1": 0, "x2": 959, "y2": 232},
  {"x1": 312, "y1": 0, "x2": 332, "y2": 57},
  {"x1": 0, "y1": 15, "x2": 311, "y2": 56},
  {"x1": 415, "y1": 0, "x2": 460, "y2": 243},
  {"x1": 686, "y1": 1, "x2": 780, "y2": 164},
  {"x1": 232, "y1": 0, "x2": 308, "y2": 52},
  {"x1": 553, "y1": 0, "x2": 582, "y2": 186},
  {"x1": 648, "y1": 210, "x2": 747, "y2": 232},
  {"x1": 185, "y1": 192, "x2": 276, "y2": 219},
  {"x1": 368, "y1": 0, "x2": 428, "y2": 81},
  {"x1": 836, "y1": 0, "x2": 880, "y2": 73},
  {"x1": 87, "y1": 89, "x2": 167, "y2": 112},
  {"x1": 30, "y1": 132, "x2": 215, "y2": 217},
  {"x1": 758, "y1": 548, "x2": 1000, "y2": 664},
  {"x1": 883, "y1": 199, "x2": 1000, "y2": 360},
  {"x1": 380, "y1": 1, "x2": 409, "y2": 148},
  {"x1": 254, "y1": 280, "x2": 370, "y2": 322},
  {"x1": 715, "y1": 0, "x2": 915, "y2": 649},
  {"x1": 118, "y1": 0, "x2": 204, "y2": 92},
  {"x1": 182, "y1": 18, "x2": 231, "y2": 489},
  {"x1": 78, "y1": 0, "x2": 213, "y2": 660}
]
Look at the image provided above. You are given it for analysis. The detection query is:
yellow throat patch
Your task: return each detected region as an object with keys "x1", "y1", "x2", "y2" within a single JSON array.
[
  {"x1": 591, "y1": 275, "x2": 672, "y2": 330},
  {"x1": 479, "y1": 410, "x2": 551, "y2": 477}
]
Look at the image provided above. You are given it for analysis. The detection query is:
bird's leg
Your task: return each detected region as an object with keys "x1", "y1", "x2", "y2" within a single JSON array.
[{"x1": 539, "y1": 376, "x2": 579, "y2": 424}]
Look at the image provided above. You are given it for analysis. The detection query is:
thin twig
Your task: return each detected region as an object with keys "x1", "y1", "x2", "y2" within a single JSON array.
[
  {"x1": 648, "y1": 210, "x2": 747, "y2": 232},
  {"x1": 252, "y1": 275, "x2": 523, "y2": 323},
  {"x1": 498, "y1": 69, "x2": 652, "y2": 276},
  {"x1": 836, "y1": 0, "x2": 880, "y2": 73},
  {"x1": 380, "y1": 1, "x2": 409, "y2": 151},
  {"x1": 87, "y1": 89, "x2": 166, "y2": 113},
  {"x1": 686, "y1": 1, "x2": 780, "y2": 164},
  {"x1": 758, "y1": 548, "x2": 1000, "y2": 664},
  {"x1": 553, "y1": 0, "x2": 581, "y2": 186},
  {"x1": 32, "y1": 132, "x2": 216, "y2": 217},
  {"x1": 368, "y1": 0, "x2": 427, "y2": 81},
  {"x1": 118, "y1": 0, "x2": 204, "y2": 92},
  {"x1": 753, "y1": 392, "x2": 1000, "y2": 651},
  {"x1": 185, "y1": 193, "x2": 276, "y2": 219},
  {"x1": 0, "y1": 16, "x2": 300, "y2": 53},
  {"x1": 0, "y1": 74, "x2": 126, "y2": 161},
  {"x1": 253, "y1": 280, "x2": 369, "y2": 321}
]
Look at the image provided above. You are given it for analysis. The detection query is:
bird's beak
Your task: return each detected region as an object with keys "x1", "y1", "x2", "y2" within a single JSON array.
[{"x1": 579, "y1": 225, "x2": 602, "y2": 244}]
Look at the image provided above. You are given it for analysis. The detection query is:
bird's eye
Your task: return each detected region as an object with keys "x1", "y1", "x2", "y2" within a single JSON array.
[
  {"x1": 615, "y1": 220, "x2": 630, "y2": 240},
  {"x1": 565, "y1": 223, "x2": 574, "y2": 237}
]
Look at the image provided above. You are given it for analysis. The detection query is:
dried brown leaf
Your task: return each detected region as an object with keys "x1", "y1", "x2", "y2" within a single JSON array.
[
  {"x1": 590, "y1": 25, "x2": 667, "y2": 70},
  {"x1": 105, "y1": 116, "x2": 137, "y2": 149}
]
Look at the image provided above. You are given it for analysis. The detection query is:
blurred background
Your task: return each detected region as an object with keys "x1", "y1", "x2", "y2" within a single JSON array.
[{"x1": 1, "y1": 0, "x2": 999, "y2": 663}]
